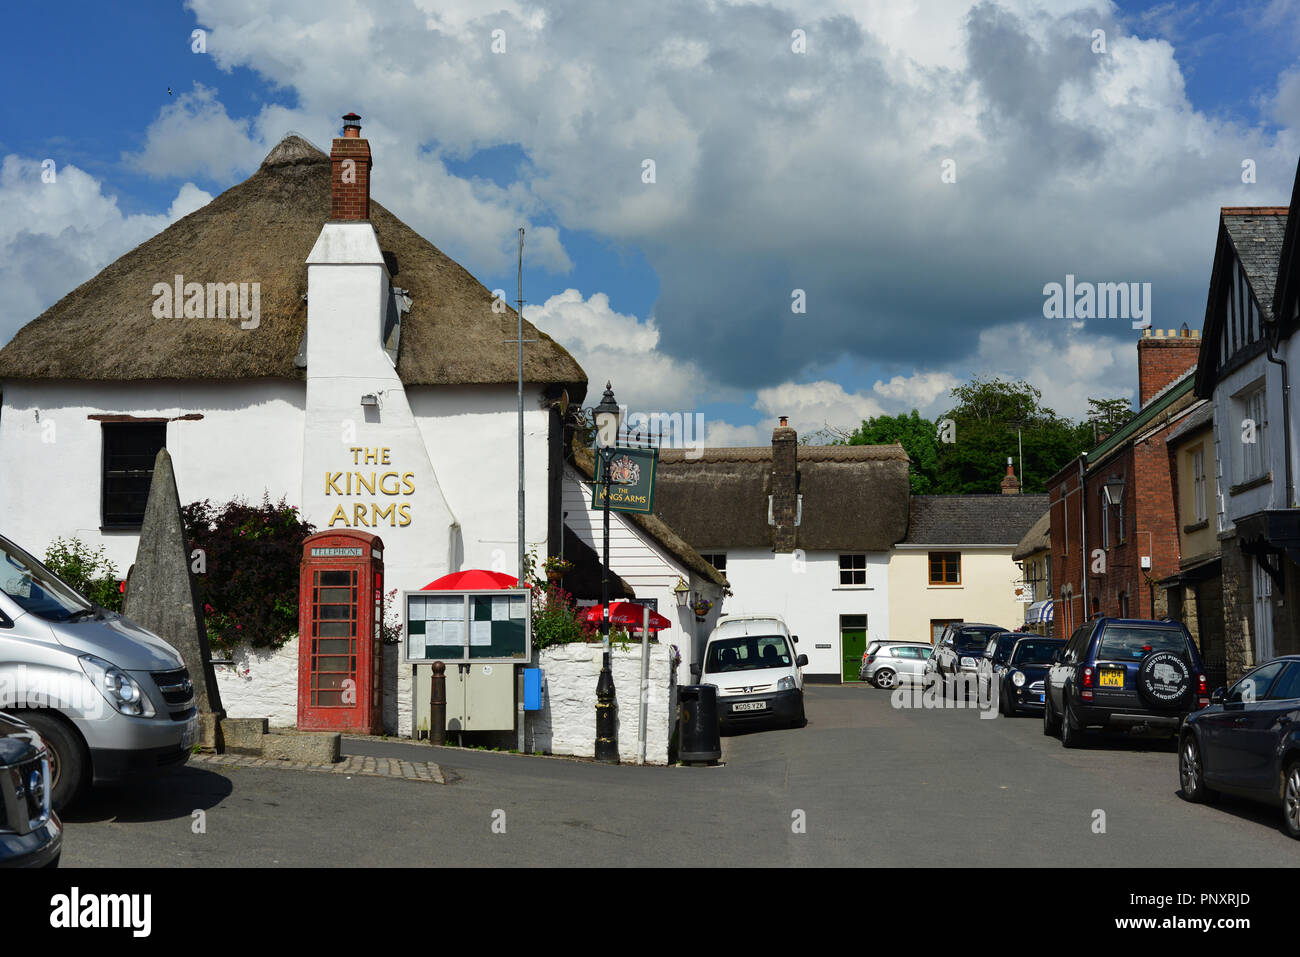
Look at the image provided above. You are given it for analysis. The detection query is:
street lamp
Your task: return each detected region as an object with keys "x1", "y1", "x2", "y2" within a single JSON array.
[
  {"x1": 1102, "y1": 475, "x2": 1125, "y2": 507},
  {"x1": 673, "y1": 577, "x2": 691, "y2": 608},
  {"x1": 593, "y1": 381, "x2": 621, "y2": 764}
]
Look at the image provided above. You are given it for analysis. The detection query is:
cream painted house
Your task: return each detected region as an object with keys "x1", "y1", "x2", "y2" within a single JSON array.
[{"x1": 888, "y1": 494, "x2": 1049, "y2": 643}]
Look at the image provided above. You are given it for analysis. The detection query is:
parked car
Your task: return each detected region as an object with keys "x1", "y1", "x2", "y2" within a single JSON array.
[
  {"x1": 861, "y1": 641, "x2": 932, "y2": 688},
  {"x1": 0, "y1": 711, "x2": 62, "y2": 868},
  {"x1": 1179, "y1": 655, "x2": 1300, "y2": 839},
  {"x1": 0, "y1": 532, "x2": 198, "y2": 810},
  {"x1": 975, "y1": 631, "x2": 1022, "y2": 686},
  {"x1": 695, "y1": 615, "x2": 807, "y2": 729},
  {"x1": 992, "y1": 637, "x2": 1065, "y2": 715},
  {"x1": 1043, "y1": 617, "x2": 1208, "y2": 748},
  {"x1": 934, "y1": 623, "x2": 1008, "y2": 681}
]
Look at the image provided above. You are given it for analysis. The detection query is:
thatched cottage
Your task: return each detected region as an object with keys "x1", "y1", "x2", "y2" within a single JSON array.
[
  {"x1": 653, "y1": 421, "x2": 911, "y2": 679},
  {"x1": 0, "y1": 115, "x2": 715, "y2": 734}
]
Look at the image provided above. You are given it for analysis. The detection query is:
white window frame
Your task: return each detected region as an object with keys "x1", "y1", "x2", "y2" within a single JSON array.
[{"x1": 1191, "y1": 448, "x2": 1207, "y2": 522}]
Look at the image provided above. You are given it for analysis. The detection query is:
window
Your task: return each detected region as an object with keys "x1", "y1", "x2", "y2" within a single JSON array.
[
  {"x1": 1241, "y1": 386, "x2": 1268, "y2": 482},
  {"x1": 101, "y1": 422, "x2": 167, "y2": 528},
  {"x1": 1266, "y1": 663, "x2": 1300, "y2": 701},
  {"x1": 1226, "y1": 661, "x2": 1287, "y2": 703},
  {"x1": 1117, "y1": 495, "x2": 1126, "y2": 544},
  {"x1": 1099, "y1": 489, "x2": 1110, "y2": 549},
  {"x1": 1191, "y1": 448, "x2": 1207, "y2": 522},
  {"x1": 928, "y1": 551, "x2": 960, "y2": 585},
  {"x1": 700, "y1": 553, "x2": 727, "y2": 573},
  {"x1": 931, "y1": 619, "x2": 961, "y2": 642},
  {"x1": 839, "y1": 553, "x2": 866, "y2": 586}
]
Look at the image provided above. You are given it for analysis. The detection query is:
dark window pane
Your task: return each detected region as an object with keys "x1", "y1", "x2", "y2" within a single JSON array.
[{"x1": 102, "y1": 423, "x2": 167, "y2": 526}]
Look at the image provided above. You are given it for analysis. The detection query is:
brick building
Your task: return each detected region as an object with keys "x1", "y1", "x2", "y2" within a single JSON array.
[{"x1": 1048, "y1": 329, "x2": 1201, "y2": 635}]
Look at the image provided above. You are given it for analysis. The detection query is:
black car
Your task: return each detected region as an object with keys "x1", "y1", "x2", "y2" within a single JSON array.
[
  {"x1": 995, "y1": 637, "x2": 1065, "y2": 716},
  {"x1": 1179, "y1": 655, "x2": 1300, "y2": 839},
  {"x1": 1043, "y1": 617, "x2": 1208, "y2": 748},
  {"x1": 0, "y1": 712, "x2": 62, "y2": 868},
  {"x1": 934, "y1": 623, "x2": 1008, "y2": 680}
]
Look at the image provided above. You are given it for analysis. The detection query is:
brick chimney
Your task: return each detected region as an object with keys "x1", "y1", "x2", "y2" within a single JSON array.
[
  {"x1": 1001, "y1": 458, "x2": 1021, "y2": 495},
  {"x1": 771, "y1": 417, "x2": 798, "y2": 552},
  {"x1": 330, "y1": 112, "x2": 372, "y2": 221},
  {"x1": 1137, "y1": 327, "x2": 1199, "y2": 407}
]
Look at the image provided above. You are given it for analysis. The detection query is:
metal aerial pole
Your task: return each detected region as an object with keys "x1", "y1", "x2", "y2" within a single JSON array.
[{"x1": 517, "y1": 227, "x2": 526, "y2": 587}]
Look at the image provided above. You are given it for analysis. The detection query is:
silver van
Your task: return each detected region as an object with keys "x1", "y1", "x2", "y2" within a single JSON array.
[{"x1": 0, "y1": 533, "x2": 197, "y2": 810}]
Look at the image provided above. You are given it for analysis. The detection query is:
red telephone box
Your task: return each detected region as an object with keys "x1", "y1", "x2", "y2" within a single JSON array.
[{"x1": 296, "y1": 530, "x2": 384, "y2": 734}]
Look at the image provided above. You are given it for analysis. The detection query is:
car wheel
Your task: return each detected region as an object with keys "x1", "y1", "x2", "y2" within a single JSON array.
[
  {"x1": 1179, "y1": 734, "x2": 1215, "y2": 804},
  {"x1": 998, "y1": 681, "x2": 1012, "y2": 716},
  {"x1": 874, "y1": 668, "x2": 896, "y2": 690},
  {"x1": 1283, "y1": 760, "x2": 1300, "y2": 840},
  {"x1": 18, "y1": 712, "x2": 90, "y2": 812},
  {"x1": 1060, "y1": 699, "x2": 1084, "y2": 749},
  {"x1": 1043, "y1": 692, "x2": 1061, "y2": 736},
  {"x1": 795, "y1": 700, "x2": 807, "y2": 729}
]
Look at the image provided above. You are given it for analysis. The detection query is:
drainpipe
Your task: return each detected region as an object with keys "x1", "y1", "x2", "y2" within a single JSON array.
[
  {"x1": 1265, "y1": 325, "x2": 1294, "y2": 508},
  {"x1": 1079, "y1": 455, "x2": 1090, "y2": 622}
]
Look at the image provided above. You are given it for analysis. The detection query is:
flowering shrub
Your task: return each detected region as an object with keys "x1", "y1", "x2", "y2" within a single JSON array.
[
  {"x1": 182, "y1": 494, "x2": 315, "y2": 653},
  {"x1": 43, "y1": 537, "x2": 123, "y2": 613},
  {"x1": 531, "y1": 582, "x2": 599, "y2": 650}
]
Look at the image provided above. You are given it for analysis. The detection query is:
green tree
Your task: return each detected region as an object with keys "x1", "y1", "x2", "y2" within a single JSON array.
[
  {"x1": 840, "y1": 410, "x2": 939, "y2": 493},
  {"x1": 1086, "y1": 396, "x2": 1133, "y2": 438}
]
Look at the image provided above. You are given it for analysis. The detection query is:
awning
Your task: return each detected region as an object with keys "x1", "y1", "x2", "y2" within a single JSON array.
[{"x1": 1025, "y1": 599, "x2": 1054, "y2": 624}]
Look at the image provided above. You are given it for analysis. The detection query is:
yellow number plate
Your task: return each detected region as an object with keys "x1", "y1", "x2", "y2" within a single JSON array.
[{"x1": 1099, "y1": 668, "x2": 1124, "y2": 688}]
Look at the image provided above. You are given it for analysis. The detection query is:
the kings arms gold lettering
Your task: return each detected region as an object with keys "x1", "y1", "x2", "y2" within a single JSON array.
[{"x1": 326, "y1": 447, "x2": 414, "y2": 528}]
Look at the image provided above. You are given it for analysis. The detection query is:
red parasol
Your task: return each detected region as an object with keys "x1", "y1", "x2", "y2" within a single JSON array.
[
  {"x1": 581, "y1": 601, "x2": 672, "y2": 631},
  {"x1": 421, "y1": 569, "x2": 523, "y2": 590}
]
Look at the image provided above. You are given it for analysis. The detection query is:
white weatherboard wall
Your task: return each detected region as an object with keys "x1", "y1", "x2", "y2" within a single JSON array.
[
  {"x1": 562, "y1": 466, "x2": 721, "y2": 675},
  {"x1": 527, "y1": 642, "x2": 676, "y2": 764},
  {"x1": 717, "y1": 548, "x2": 890, "y2": 679},
  {"x1": 0, "y1": 380, "x2": 304, "y2": 574}
]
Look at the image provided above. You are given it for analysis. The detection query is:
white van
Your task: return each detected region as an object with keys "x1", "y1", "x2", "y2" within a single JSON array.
[
  {"x1": 0, "y1": 533, "x2": 197, "y2": 810},
  {"x1": 693, "y1": 614, "x2": 807, "y2": 729}
]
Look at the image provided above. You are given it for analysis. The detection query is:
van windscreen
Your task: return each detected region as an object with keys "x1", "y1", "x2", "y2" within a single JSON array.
[{"x1": 706, "y1": 635, "x2": 792, "y2": 673}]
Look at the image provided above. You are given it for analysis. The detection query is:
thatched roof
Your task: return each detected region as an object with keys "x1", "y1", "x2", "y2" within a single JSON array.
[
  {"x1": 0, "y1": 135, "x2": 586, "y2": 396},
  {"x1": 1011, "y1": 509, "x2": 1051, "y2": 561},
  {"x1": 653, "y1": 444, "x2": 911, "y2": 551},
  {"x1": 572, "y1": 446, "x2": 728, "y2": 589}
]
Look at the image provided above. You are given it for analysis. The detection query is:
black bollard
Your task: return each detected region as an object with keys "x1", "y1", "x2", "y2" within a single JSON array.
[{"x1": 430, "y1": 661, "x2": 446, "y2": 746}]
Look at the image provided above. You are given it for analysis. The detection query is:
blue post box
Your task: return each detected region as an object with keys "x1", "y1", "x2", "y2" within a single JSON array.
[{"x1": 523, "y1": 668, "x2": 543, "y2": 711}]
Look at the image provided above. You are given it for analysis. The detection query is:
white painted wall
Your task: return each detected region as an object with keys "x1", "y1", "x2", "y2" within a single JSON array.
[
  {"x1": 526, "y1": 642, "x2": 677, "y2": 764},
  {"x1": 714, "y1": 547, "x2": 891, "y2": 679},
  {"x1": 1211, "y1": 345, "x2": 1298, "y2": 530},
  {"x1": 0, "y1": 379, "x2": 305, "y2": 573},
  {"x1": 562, "y1": 466, "x2": 722, "y2": 675}
]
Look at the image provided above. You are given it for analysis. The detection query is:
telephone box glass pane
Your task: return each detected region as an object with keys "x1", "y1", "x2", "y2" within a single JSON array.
[{"x1": 311, "y1": 568, "x2": 357, "y2": 706}]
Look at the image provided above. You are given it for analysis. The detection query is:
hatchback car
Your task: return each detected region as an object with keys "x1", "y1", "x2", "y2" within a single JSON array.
[
  {"x1": 993, "y1": 637, "x2": 1065, "y2": 715},
  {"x1": 1179, "y1": 655, "x2": 1300, "y2": 839},
  {"x1": 860, "y1": 642, "x2": 932, "y2": 688},
  {"x1": 1044, "y1": 617, "x2": 1208, "y2": 748}
]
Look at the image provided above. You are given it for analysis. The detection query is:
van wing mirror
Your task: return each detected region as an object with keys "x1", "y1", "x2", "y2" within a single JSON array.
[
  {"x1": 792, "y1": 635, "x2": 799, "y2": 643},
  {"x1": 796, "y1": 654, "x2": 808, "y2": 667}
]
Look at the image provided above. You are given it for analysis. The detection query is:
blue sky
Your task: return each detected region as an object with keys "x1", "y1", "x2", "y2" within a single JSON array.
[{"x1": 3, "y1": 0, "x2": 1300, "y2": 450}]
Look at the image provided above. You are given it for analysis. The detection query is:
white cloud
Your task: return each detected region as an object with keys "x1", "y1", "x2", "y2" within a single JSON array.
[{"x1": 0, "y1": 156, "x2": 211, "y2": 343}]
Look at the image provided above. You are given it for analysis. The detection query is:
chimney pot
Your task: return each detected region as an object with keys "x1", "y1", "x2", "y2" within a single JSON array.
[
  {"x1": 330, "y1": 112, "x2": 372, "y2": 221},
  {"x1": 342, "y1": 112, "x2": 362, "y2": 138},
  {"x1": 779, "y1": 416, "x2": 788, "y2": 427}
]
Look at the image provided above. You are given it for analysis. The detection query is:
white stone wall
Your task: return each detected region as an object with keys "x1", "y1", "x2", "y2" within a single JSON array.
[
  {"x1": 214, "y1": 637, "x2": 300, "y2": 728},
  {"x1": 215, "y1": 636, "x2": 410, "y2": 735},
  {"x1": 526, "y1": 642, "x2": 678, "y2": 764}
]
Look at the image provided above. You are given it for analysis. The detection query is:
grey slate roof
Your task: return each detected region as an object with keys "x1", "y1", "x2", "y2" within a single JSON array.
[
  {"x1": 1223, "y1": 211, "x2": 1288, "y2": 321},
  {"x1": 902, "y1": 494, "x2": 1050, "y2": 546},
  {"x1": 1164, "y1": 398, "x2": 1213, "y2": 446}
]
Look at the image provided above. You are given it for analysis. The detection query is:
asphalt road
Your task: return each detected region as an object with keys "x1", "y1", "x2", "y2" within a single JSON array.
[{"x1": 57, "y1": 684, "x2": 1298, "y2": 866}]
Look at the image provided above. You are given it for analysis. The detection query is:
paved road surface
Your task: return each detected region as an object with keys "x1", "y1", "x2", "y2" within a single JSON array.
[{"x1": 58, "y1": 684, "x2": 1297, "y2": 866}]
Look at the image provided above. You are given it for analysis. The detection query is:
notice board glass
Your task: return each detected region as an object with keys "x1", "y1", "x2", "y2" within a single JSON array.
[{"x1": 405, "y1": 589, "x2": 531, "y2": 663}]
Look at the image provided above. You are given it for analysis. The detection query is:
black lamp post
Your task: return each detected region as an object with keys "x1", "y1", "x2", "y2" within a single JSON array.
[{"x1": 593, "y1": 381, "x2": 621, "y2": 764}]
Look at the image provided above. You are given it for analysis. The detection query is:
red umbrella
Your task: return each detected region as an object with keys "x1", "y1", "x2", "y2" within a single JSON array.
[
  {"x1": 581, "y1": 602, "x2": 672, "y2": 631},
  {"x1": 421, "y1": 569, "x2": 523, "y2": 590}
]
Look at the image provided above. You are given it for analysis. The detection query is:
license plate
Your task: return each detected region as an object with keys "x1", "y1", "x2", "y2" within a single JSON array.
[
  {"x1": 181, "y1": 716, "x2": 198, "y2": 749},
  {"x1": 733, "y1": 701, "x2": 767, "y2": 712},
  {"x1": 1099, "y1": 668, "x2": 1124, "y2": 688}
]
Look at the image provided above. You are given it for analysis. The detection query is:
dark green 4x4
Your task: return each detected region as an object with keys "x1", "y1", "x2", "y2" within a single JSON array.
[{"x1": 1042, "y1": 618, "x2": 1209, "y2": 748}]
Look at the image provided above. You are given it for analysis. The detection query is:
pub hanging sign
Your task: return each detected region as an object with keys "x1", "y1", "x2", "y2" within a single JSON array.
[{"x1": 592, "y1": 447, "x2": 659, "y2": 514}]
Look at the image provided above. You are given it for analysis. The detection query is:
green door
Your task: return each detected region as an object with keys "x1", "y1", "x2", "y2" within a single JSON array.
[{"x1": 841, "y1": 616, "x2": 867, "y2": 681}]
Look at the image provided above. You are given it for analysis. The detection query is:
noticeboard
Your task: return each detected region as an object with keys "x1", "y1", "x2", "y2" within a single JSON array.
[{"x1": 404, "y1": 588, "x2": 531, "y2": 663}]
